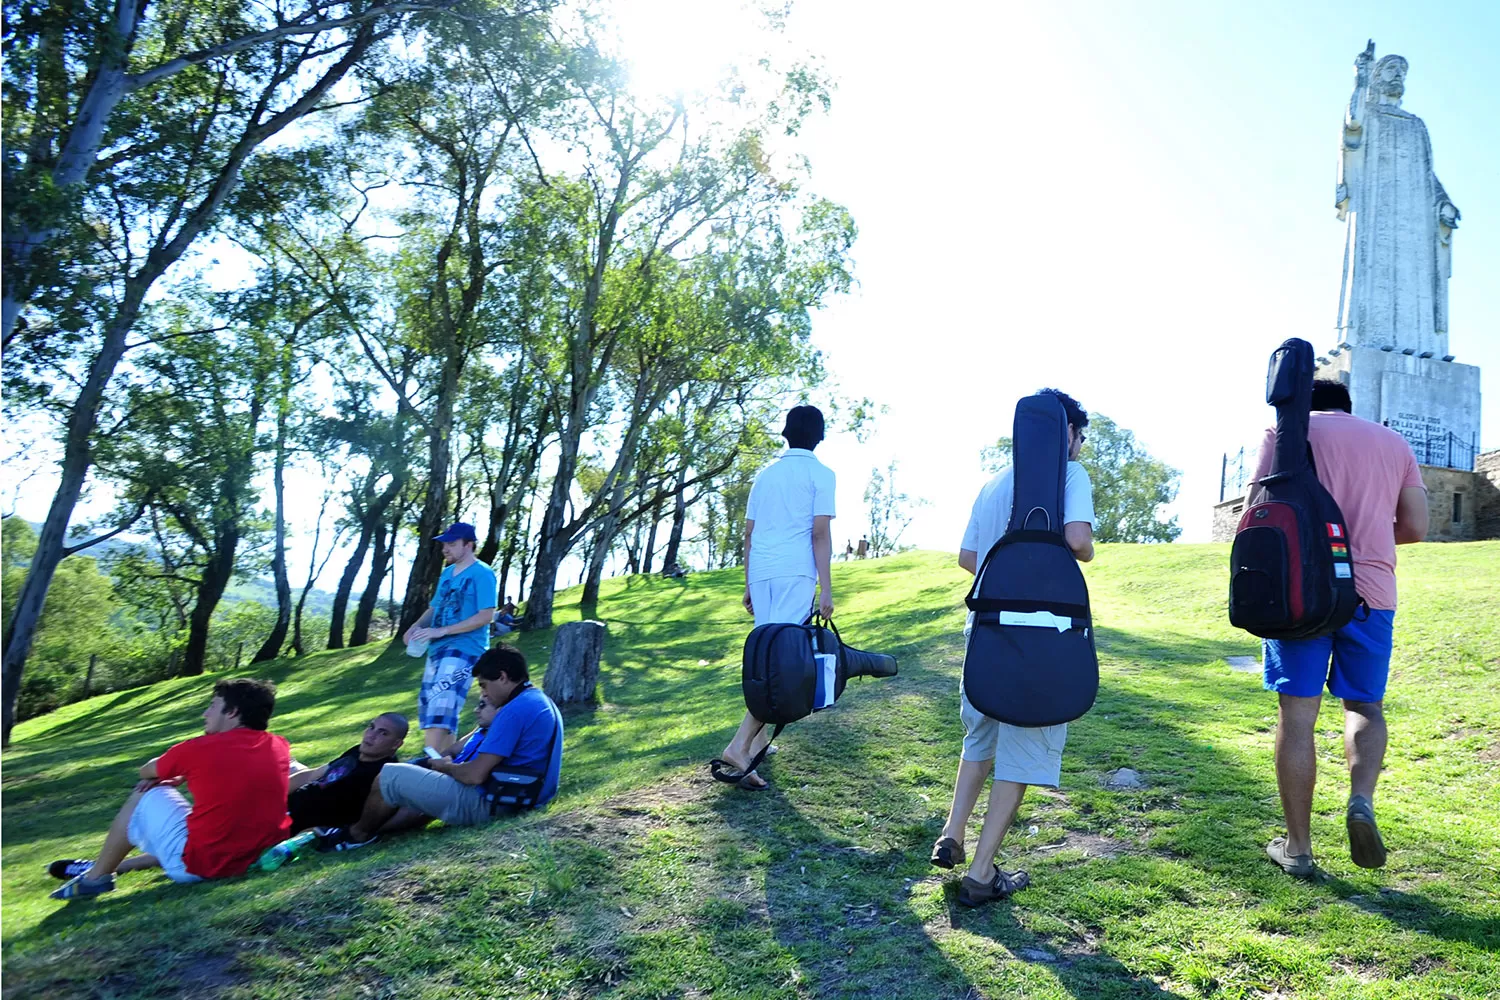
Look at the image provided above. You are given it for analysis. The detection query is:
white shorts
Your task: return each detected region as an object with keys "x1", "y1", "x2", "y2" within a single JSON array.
[
  {"x1": 127, "y1": 786, "x2": 204, "y2": 883},
  {"x1": 749, "y1": 576, "x2": 816, "y2": 627},
  {"x1": 959, "y1": 688, "x2": 1067, "y2": 788}
]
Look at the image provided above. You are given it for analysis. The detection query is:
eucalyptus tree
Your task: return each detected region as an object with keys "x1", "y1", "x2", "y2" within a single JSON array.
[
  {"x1": 91, "y1": 315, "x2": 274, "y2": 678},
  {"x1": 0, "y1": 0, "x2": 466, "y2": 741},
  {"x1": 520, "y1": 57, "x2": 855, "y2": 627}
]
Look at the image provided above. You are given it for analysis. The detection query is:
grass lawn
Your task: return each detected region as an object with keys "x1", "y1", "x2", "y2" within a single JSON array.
[{"x1": 3, "y1": 543, "x2": 1497, "y2": 999}]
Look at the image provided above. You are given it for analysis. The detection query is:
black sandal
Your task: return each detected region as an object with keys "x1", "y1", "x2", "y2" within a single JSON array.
[{"x1": 958, "y1": 866, "x2": 1030, "y2": 907}]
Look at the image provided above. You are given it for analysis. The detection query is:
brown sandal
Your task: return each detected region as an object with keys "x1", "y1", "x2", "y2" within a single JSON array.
[
  {"x1": 958, "y1": 866, "x2": 1030, "y2": 907},
  {"x1": 930, "y1": 836, "x2": 966, "y2": 869}
]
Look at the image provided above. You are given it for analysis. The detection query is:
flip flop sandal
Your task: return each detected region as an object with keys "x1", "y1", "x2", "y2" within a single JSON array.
[
  {"x1": 930, "y1": 837, "x2": 966, "y2": 870},
  {"x1": 1265, "y1": 836, "x2": 1316, "y2": 877},
  {"x1": 1346, "y1": 797, "x2": 1387, "y2": 869}
]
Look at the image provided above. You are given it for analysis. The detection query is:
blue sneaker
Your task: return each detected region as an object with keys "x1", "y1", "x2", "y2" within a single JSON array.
[
  {"x1": 47, "y1": 858, "x2": 94, "y2": 880},
  {"x1": 50, "y1": 874, "x2": 115, "y2": 900}
]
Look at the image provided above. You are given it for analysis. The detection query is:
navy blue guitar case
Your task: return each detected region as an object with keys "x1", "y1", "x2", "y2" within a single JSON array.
[{"x1": 961, "y1": 394, "x2": 1098, "y2": 727}]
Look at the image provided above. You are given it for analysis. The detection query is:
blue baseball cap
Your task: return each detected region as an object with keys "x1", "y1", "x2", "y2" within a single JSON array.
[{"x1": 433, "y1": 522, "x2": 477, "y2": 543}]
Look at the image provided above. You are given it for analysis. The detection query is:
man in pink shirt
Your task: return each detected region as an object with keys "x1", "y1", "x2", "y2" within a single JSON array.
[{"x1": 1252, "y1": 381, "x2": 1428, "y2": 877}]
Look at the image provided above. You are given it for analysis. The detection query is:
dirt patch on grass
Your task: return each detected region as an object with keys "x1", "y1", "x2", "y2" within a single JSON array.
[
  {"x1": 1029, "y1": 830, "x2": 1135, "y2": 861},
  {"x1": 1477, "y1": 739, "x2": 1500, "y2": 763}
]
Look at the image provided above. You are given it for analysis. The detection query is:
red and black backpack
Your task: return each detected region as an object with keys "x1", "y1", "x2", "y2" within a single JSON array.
[{"x1": 1228, "y1": 338, "x2": 1361, "y2": 639}]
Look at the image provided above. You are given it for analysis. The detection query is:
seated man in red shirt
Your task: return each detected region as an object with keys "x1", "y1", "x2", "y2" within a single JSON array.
[{"x1": 48, "y1": 678, "x2": 293, "y2": 900}]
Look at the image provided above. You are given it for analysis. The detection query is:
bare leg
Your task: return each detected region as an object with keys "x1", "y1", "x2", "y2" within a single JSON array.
[
  {"x1": 939, "y1": 757, "x2": 991, "y2": 846},
  {"x1": 376, "y1": 807, "x2": 434, "y2": 836},
  {"x1": 964, "y1": 780, "x2": 1027, "y2": 882},
  {"x1": 422, "y1": 728, "x2": 455, "y2": 754},
  {"x1": 1343, "y1": 700, "x2": 1387, "y2": 801},
  {"x1": 720, "y1": 712, "x2": 769, "y2": 788},
  {"x1": 347, "y1": 779, "x2": 404, "y2": 842},
  {"x1": 83, "y1": 787, "x2": 149, "y2": 881},
  {"x1": 117, "y1": 854, "x2": 161, "y2": 874},
  {"x1": 1275, "y1": 694, "x2": 1323, "y2": 857}
]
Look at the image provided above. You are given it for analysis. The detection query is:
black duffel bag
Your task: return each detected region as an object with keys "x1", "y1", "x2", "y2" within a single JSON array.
[{"x1": 709, "y1": 616, "x2": 896, "y2": 784}]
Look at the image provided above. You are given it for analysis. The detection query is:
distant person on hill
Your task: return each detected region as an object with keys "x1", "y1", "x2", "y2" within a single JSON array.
[
  {"x1": 717, "y1": 404, "x2": 836, "y2": 790},
  {"x1": 403, "y1": 522, "x2": 497, "y2": 754},
  {"x1": 931, "y1": 388, "x2": 1096, "y2": 907},
  {"x1": 318, "y1": 646, "x2": 563, "y2": 851},
  {"x1": 1256, "y1": 379, "x2": 1427, "y2": 877},
  {"x1": 47, "y1": 679, "x2": 292, "y2": 900},
  {"x1": 856, "y1": 536, "x2": 868, "y2": 559},
  {"x1": 844, "y1": 539, "x2": 854, "y2": 561},
  {"x1": 285, "y1": 713, "x2": 409, "y2": 833}
]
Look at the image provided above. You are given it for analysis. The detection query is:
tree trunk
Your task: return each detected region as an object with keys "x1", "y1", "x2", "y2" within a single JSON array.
[
  {"x1": 478, "y1": 494, "x2": 506, "y2": 566},
  {"x1": 350, "y1": 517, "x2": 393, "y2": 647},
  {"x1": 181, "y1": 529, "x2": 239, "y2": 676},
  {"x1": 252, "y1": 409, "x2": 292, "y2": 662},
  {"x1": 328, "y1": 476, "x2": 400, "y2": 649},
  {"x1": 542, "y1": 620, "x2": 606, "y2": 706},
  {"x1": 2, "y1": 277, "x2": 140, "y2": 744},
  {"x1": 399, "y1": 353, "x2": 462, "y2": 632},
  {"x1": 328, "y1": 525, "x2": 373, "y2": 650},
  {"x1": 642, "y1": 501, "x2": 661, "y2": 575},
  {"x1": 660, "y1": 469, "x2": 689, "y2": 573}
]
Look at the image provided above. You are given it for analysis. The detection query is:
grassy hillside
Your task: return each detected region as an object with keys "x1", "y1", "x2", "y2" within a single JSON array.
[{"x1": 3, "y1": 544, "x2": 1497, "y2": 999}]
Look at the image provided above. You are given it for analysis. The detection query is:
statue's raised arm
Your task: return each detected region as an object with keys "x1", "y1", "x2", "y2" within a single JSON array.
[{"x1": 1337, "y1": 41, "x2": 1376, "y2": 217}]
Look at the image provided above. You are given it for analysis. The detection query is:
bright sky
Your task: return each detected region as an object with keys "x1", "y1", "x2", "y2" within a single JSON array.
[
  {"x1": 7, "y1": 0, "x2": 1498, "y2": 598},
  {"x1": 618, "y1": 0, "x2": 1500, "y2": 551}
]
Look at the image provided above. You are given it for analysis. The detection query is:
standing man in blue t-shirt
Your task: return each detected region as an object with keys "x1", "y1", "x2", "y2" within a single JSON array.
[{"x1": 403, "y1": 522, "x2": 497, "y2": 753}]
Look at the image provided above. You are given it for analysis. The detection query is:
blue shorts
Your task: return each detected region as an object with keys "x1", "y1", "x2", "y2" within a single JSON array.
[
  {"x1": 418, "y1": 648, "x2": 480, "y2": 733},
  {"x1": 1262, "y1": 609, "x2": 1395, "y2": 703}
]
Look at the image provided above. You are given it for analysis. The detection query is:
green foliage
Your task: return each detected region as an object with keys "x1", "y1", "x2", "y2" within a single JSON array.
[
  {"x1": 980, "y1": 415, "x2": 1181, "y2": 543},
  {"x1": 3, "y1": 518, "x2": 132, "y2": 717},
  {"x1": 1079, "y1": 415, "x2": 1183, "y2": 543}
]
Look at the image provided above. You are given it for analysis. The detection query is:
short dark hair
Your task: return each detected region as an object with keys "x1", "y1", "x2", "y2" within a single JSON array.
[
  {"x1": 1037, "y1": 388, "x2": 1089, "y2": 431},
  {"x1": 375, "y1": 712, "x2": 410, "y2": 737},
  {"x1": 214, "y1": 678, "x2": 277, "y2": 730},
  {"x1": 1311, "y1": 379, "x2": 1352, "y2": 413},
  {"x1": 474, "y1": 644, "x2": 529, "y2": 685},
  {"x1": 782, "y1": 405, "x2": 825, "y2": 451}
]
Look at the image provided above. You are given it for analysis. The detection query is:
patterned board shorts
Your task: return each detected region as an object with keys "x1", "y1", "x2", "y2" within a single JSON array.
[{"x1": 418, "y1": 648, "x2": 481, "y2": 733}]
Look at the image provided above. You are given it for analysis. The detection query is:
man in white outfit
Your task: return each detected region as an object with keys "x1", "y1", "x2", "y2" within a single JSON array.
[{"x1": 719, "y1": 405, "x2": 836, "y2": 789}]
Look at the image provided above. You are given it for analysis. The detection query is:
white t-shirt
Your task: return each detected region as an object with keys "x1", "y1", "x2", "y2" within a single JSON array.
[
  {"x1": 961, "y1": 462, "x2": 1097, "y2": 565},
  {"x1": 745, "y1": 448, "x2": 836, "y2": 583}
]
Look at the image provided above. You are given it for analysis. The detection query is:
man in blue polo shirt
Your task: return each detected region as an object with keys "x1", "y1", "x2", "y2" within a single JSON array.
[
  {"x1": 319, "y1": 646, "x2": 563, "y2": 850},
  {"x1": 403, "y1": 522, "x2": 498, "y2": 753}
]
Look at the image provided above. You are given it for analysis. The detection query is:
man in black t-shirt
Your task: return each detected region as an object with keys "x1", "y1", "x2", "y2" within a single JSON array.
[{"x1": 287, "y1": 713, "x2": 408, "y2": 833}]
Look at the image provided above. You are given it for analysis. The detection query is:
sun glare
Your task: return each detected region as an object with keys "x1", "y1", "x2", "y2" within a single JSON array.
[{"x1": 610, "y1": 0, "x2": 767, "y2": 98}]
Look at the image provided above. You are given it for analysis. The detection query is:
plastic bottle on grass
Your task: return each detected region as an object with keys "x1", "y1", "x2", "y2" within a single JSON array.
[{"x1": 255, "y1": 830, "x2": 317, "y2": 871}]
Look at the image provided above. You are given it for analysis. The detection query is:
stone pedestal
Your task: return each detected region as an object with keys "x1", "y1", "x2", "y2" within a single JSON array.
[
  {"x1": 542, "y1": 620, "x2": 606, "y2": 706},
  {"x1": 1316, "y1": 347, "x2": 1481, "y2": 467}
]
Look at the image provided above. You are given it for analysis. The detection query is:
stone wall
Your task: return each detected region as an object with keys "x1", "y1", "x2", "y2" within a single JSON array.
[
  {"x1": 1211, "y1": 454, "x2": 1500, "y2": 544},
  {"x1": 1474, "y1": 450, "x2": 1500, "y2": 539},
  {"x1": 1421, "y1": 465, "x2": 1480, "y2": 541},
  {"x1": 1211, "y1": 498, "x2": 1246, "y2": 542}
]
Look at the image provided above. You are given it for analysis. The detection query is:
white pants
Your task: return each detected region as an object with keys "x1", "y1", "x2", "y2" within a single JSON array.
[
  {"x1": 750, "y1": 576, "x2": 816, "y2": 627},
  {"x1": 127, "y1": 786, "x2": 203, "y2": 883}
]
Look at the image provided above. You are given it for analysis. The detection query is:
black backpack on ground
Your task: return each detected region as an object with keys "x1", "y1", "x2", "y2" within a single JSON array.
[
  {"x1": 1228, "y1": 338, "x2": 1360, "y2": 639},
  {"x1": 709, "y1": 617, "x2": 897, "y2": 784},
  {"x1": 962, "y1": 393, "x2": 1098, "y2": 728}
]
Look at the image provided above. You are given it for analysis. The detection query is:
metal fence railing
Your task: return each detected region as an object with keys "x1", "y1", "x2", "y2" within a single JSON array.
[
  {"x1": 1219, "y1": 447, "x2": 1251, "y2": 503},
  {"x1": 1391, "y1": 426, "x2": 1477, "y2": 471}
]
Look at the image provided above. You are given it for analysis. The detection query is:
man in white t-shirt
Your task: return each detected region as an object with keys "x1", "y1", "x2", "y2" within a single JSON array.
[
  {"x1": 718, "y1": 405, "x2": 837, "y2": 789},
  {"x1": 931, "y1": 389, "x2": 1098, "y2": 908}
]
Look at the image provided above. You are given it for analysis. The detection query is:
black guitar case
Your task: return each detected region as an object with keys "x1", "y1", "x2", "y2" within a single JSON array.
[
  {"x1": 1227, "y1": 338, "x2": 1360, "y2": 638},
  {"x1": 961, "y1": 393, "x2": 1098, "y2": 727}
]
